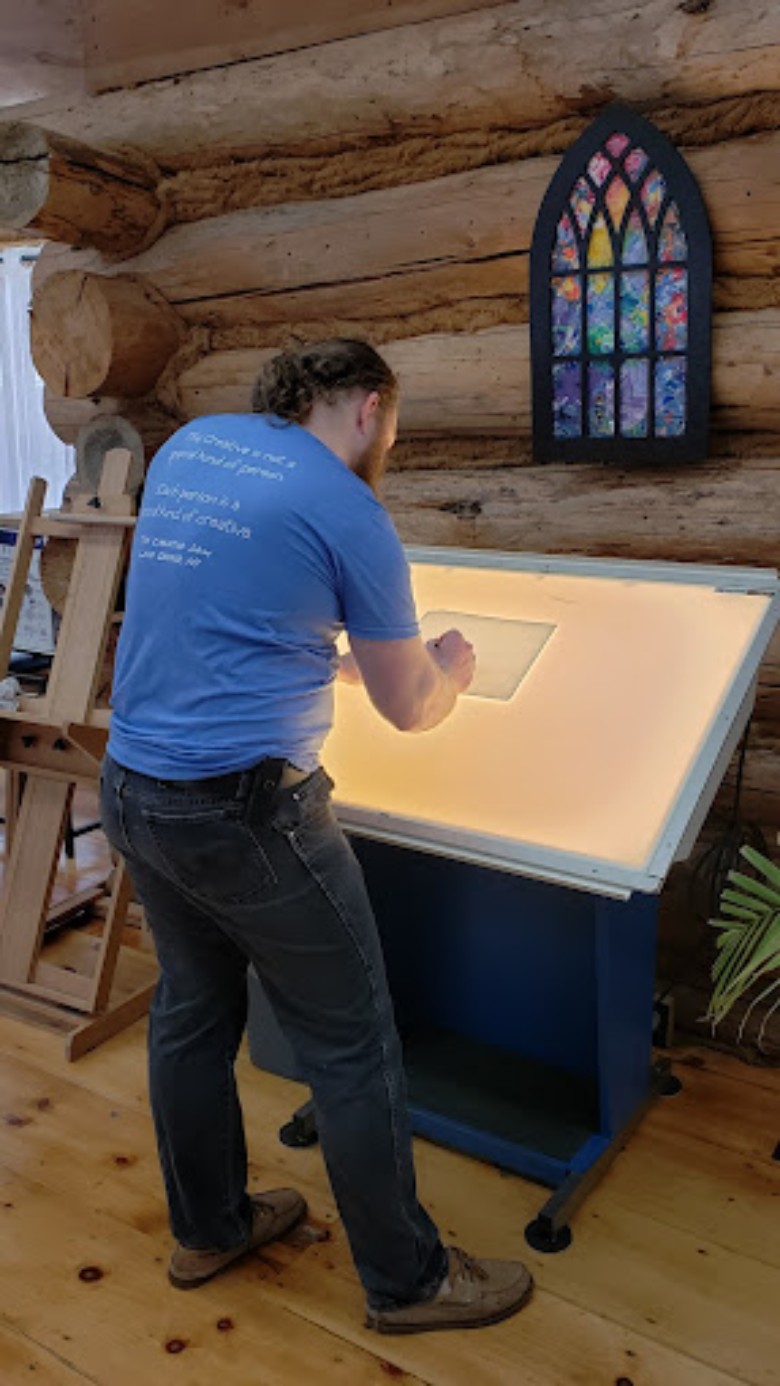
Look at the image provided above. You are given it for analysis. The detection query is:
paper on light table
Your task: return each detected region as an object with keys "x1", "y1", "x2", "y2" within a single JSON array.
[{"x1": 419, "y1": 611, "x2": 556, "y2": 700}]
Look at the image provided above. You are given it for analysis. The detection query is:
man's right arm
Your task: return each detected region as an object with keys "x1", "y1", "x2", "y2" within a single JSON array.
[{"x1": 348, "y1": 629, "x2": 475, "y2": 732}]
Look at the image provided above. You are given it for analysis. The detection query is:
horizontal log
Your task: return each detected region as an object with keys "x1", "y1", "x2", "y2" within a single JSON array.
[
  {"x1": 33, "y1": 129, "x2": 780, "y2": 307},
  {"x1": 171, "y1": 313, "x2": 780, "y2": 436},
  {"x1": 160, "y1": 91, "x2": 780, "y2": 223},
  {"x1": 43, "y1": 390, "x2": 179, "y2": 456},
  {"x1": 32, "y1": 158, "x2": 547, "y2": 300},
  {"x1": 754, "y1": 628, "x2": 780, "y2": 724},
  {"x1": 0, "y1": 123, "x2": 163, "y2": 257},
  {"x1": 183, "y1": 264, "x2": 780, "y2": 354},
  {"x1": 170, "y1": 332, "x2": 523, "y2": 429},
  {"x1": 716, "y1": 786, "x2": 780, "y2": 831},
  {"x1": 189, "y1": 257, "x2": 529, "y2": 350},
  {"x1": 388, "y1": 429, "x2": 780, "y2": 472},
  {"x1": 710, "y1": 312, "x2": 780, "y2": 435},
  {"x1": 755, "y1": 687, "x2": 780, "y2": 724},
  {"x1": 718, "y1": 740, "x2": 780, "y2": 828},
  {"x1": 31, "y1": 271, "x2": 183, "y2": 398},
  {"x1": 34, "y1": 2, "x2": 780, "y2": 165},
  {"x1": 1, "y1": 0, "x2": 84, "y2": 114},
  {"x1": 45, "y1": 309, "x2": 780, "y2": 459},
  {"x1": 762, "y1": 626, "x2": 780, "y2": 667},
  {"x1": 86, "y1": 0, "x2": 500, "y2": 93},
  {"x1": 0, "y1": 227, "x2": 44, "y2": 249},
  {"x1": 381, "y1": 456, "x2": 780, "y2": 568},
  {"x1": 41, "y1": 376, "x2": 780, "y2": 471}
]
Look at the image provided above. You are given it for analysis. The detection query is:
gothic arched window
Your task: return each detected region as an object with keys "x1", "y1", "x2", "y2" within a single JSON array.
[{"x1": 531, "y1": 105, "x2": 712, "y2": 463}]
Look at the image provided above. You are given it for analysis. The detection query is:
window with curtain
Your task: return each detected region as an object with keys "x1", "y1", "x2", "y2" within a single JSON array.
[
  {"x1": 531, "y1": 105, "x2": 712, "y2": 464},
  {"x1": 0, "y1": 246, "x2": 74, "y2": 514}
]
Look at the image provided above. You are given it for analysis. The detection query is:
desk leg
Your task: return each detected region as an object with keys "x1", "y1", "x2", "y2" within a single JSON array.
[
  {"x1": 525, "y1": 1057, "x2": 674, "y2": 1252},
  {"x1": 525, "y1": 893, "x2": 680, "y2": 1252}
]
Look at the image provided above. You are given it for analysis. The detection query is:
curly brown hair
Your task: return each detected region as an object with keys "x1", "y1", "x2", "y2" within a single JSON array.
[{"x1": 251, "y1": 339, "x2": 398, "y2": 423}]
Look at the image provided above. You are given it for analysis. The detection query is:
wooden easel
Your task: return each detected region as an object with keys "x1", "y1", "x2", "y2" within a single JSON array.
[{"x1": 0, "y1": 450, "x2": 157, "y2": 1058}]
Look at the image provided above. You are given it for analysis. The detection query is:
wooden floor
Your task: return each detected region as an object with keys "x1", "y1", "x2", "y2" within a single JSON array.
[
  {"x1": 0, "y1": 803, "x2": 779, "y2": 1385},
  {"x1": 0, "y1": 1018, "x2": 778, "y2": 1385}
]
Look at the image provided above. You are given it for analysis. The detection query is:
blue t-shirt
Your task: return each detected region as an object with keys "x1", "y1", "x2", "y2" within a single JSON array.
[{"x1": 108, "y1": 415, "x2": 419, "y2": 777}]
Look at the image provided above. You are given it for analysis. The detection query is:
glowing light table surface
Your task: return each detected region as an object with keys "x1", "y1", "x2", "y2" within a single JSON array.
[{"x1": 328, "y1": 549, "x2": 779, "y2": 898}]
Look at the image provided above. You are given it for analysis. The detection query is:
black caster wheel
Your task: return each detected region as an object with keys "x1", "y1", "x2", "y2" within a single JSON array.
[
  {"x1": 524, "y1": 1217, "x2": 573, "y2": 1254},
  {"x1": 659, "y1": 1073, "x2": 683, "y2": 1097},
  {"x1": 279, "y1": 1115, "x2": 319, "y2": 1148}
]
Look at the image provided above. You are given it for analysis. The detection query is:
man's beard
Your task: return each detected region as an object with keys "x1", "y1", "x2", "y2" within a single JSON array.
[{"x1": 353, "y1": 437, "x2": 390, "y2": 494}]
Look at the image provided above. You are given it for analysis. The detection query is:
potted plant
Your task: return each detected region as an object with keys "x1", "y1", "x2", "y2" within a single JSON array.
[
  {"x1": 708, "y1": 845, "x2": 780, "y2": 1051},
  {"x1": 709, "y1": 842, "x2": 780, "y2": 1047}
]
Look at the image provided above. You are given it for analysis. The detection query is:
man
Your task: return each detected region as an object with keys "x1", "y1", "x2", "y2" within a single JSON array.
[{"x1": 101, "y1": 339, "x2": 533, "y2": 1334}]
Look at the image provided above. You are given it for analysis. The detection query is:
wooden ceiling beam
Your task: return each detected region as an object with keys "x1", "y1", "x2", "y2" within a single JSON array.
[{"x1": 83, "y1": 0, "x2": 503, "y2": 94}]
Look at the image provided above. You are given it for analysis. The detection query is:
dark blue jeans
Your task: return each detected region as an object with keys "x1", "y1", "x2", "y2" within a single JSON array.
[{"x1": 100, "y1": 753, "x2": 446, "y2": 1309}]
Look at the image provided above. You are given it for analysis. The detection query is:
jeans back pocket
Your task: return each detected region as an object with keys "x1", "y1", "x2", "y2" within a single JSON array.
[{"x1": 141, "y1": 803, "x2": 277, "y2": 907}]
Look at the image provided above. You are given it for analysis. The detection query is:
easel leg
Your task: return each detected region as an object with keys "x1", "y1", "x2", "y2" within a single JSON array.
[
  {"x1": 88, "y1": 859, "x2": 133, "y2": 1013},
  {"x1": 0, "y1": 777, "x2": 71, "y2": 984},
  {"x1": 66, "y1": 981, "x2": 157, "y2": 1061},
  {"x1": 3, "y1": 769, "x2": 24, "y2": 855}
]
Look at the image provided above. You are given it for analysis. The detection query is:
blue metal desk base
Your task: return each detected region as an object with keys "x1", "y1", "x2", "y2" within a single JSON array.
[{"x1": 274, "y1": 836, "x2": 675, "y2": 1250}]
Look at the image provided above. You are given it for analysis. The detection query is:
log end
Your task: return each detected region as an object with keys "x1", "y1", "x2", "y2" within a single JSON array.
[
  {"x1": 44, "y1": 388, "x2": 180, "y2": 461},
  {"x1": 31, "y1": 269, "x2": 183, "y2": 398},
  {"x1": 76, "y1": 416, "x2": 146, "y2": 493},
  {"x1": 31, "y1": 270, "x2": 113, "y2": 398},
  {"x1": 0, "y1": 121, "x2": 164, "y2": 255},
  {"x1": 0, "y1": 123, "x2": 52, "y2": 230}
]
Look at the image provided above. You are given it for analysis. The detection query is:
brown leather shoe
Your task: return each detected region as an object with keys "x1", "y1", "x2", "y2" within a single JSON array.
[
  {"x1": 365, "y1": 1246, "x2": 534, "y2": 1334},
  {"x1": 168, "y1": 1189, "x2": 307, "y2": 1289}
]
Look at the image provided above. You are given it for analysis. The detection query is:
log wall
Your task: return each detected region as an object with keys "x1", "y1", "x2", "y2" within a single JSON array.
[
  {"x1": 31, "y1": 3, "x2": 780, "y2": 166},
  {"x1": 6, "y1": 1, "x2": 780, "y2": 1024}
]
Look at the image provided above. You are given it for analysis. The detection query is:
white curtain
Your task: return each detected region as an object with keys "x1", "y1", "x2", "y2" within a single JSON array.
[{"x1": 0, "y1": 247, "x2": 74, "y2": 514}]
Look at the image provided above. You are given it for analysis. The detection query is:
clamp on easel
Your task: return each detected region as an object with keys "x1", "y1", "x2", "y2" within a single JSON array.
[{"x1": 0, "y1": 449, "x2": 157, "y2": 1059}]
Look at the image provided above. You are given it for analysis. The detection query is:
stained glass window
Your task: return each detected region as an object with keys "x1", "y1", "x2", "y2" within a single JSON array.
[{"x1": 531, "y1": 104, "x2": 712, "y2": 462}]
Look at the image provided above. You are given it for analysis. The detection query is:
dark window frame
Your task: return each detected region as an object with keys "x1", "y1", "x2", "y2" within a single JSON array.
[{"x1": 531, "y1": 103, "x2": 712, "y2": 464}]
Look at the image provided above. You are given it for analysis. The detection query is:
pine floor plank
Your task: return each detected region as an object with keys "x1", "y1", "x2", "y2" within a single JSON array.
[
  {"x1": 407, "y1": 1112, "x2": 780, "y2": 1386},
  {"x1": 0, "y1": 1320, "x2": 95, "y2": 1386},
  {"x1": 0, "y1": 1013, "x2": 151, "y2": 1111},
  {"x1": 252, "y1": 1138, "x2": 780, "y2": 1386},
  {"x1": 647, "y1": 1062, "x2": 780, "y2": 1166},
  {"x1": 0, "y1": 1159, "x2": 748, "y2": 1386},
  {"x1": 0, "y1": 1048, "x2": 331, "y2": 1240},
  {"x1": 244, "y1": 1237, "x2": 750, "y2": 1386},
  {"x1": 596, "y1": 1123, "x2": 780, "y2": 1269},
  {"x1": 674, "y1": 1044, "x2": 780, "y2": 1094},
  {"x1": 535, "y1": 1203, "x2": 780, "y2": 1386},
  {"x1": 1, "y1": 1015, "x2": 779, "y2": 1385},
  {"x1": 0, "y1": 1050, "x2": 169, "y2": 1238},
  {"x1": 0, "y1": 1166, "x2": 432, "y2": 1386}
]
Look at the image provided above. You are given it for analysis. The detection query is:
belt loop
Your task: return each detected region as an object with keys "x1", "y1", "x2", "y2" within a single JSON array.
[{"x1": 245, "y1": 757, "x2": 285, "y2": 819}]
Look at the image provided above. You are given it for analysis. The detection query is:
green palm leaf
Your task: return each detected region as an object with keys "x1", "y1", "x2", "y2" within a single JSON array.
[
  {"x1": 711, "y1": 923, "x2": 762, "y2": 998},
  {"x1": 726, "y1": 871, "x2": 780, "y2": 909},
  {"x1": 719, "y1": 902, "x2": 762, "y2": 922},
  {"x1": 707, "y1": 846, "x2": 780, "y2": 1035},
  {"x1": 735, "y1": 976, "x2": 780, "y2": 1045},
  {"x1": 727, "y1": 928, "x2": 780, "y2": 995},
  {"x1": 741, "y1": 844, "x2": 780, "y2": 892},
  {"x1": 720, "y1": 887, "x2": 765, "y2": 913}
]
